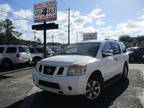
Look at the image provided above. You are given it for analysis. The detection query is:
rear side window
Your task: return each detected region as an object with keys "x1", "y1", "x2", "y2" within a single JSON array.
[
  {"x1": 112, "y1": 42, "x2": 121, "y2": 55},
  {"x1": 0, "y1": 47, "x2": 5, "y2": 53},
  {"x1": 19, "y1": 47, "x2": 26, "y2": 52},
  {"x1": 36, "y1": 48, "x2": 43, "y2": 53},
  {"x1": 6, "y1": 47, "x2": 17, "y2": 53},
  {"x1": 30, "y1": 48, "x2": 36, "y2": 53},
  {"x1": 120, "y1": 42, "x2": 126, "y2": 53}
]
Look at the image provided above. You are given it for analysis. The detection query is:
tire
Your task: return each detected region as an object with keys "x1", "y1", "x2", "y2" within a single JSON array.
[
  {"x1": 85, "y1": 75, "x2": 103, "y2": 102},
  {"x1": 33, "y1": 57, "x2": 41, "y2": 64},
  {"x1": 121, "y1": 64, "x2": 128, "y2": 80},
  {"x1": 2, "y1": 59, "x2": 12, "y2": 68}
]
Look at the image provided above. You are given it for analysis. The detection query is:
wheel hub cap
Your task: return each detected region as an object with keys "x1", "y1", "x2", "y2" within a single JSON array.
[{"x1": 86, "y1": 80, "x2": 101, "y2": 100}]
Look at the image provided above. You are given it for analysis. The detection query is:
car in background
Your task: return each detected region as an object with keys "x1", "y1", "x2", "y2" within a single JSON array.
[
  {"x1": 29, "y1": 46, "x2": 54, "y2": 63},
  {"x1": 0, "y1": 45, "x2": 32, "y2": 68},
  {"x1": 127, "y1": 47, "x2": 144, "y2": 62},
  {"x1": 29, "y1": 47, "x2": 43, "y2": 63},
  {"x1": 35, "y1": 46, "x2": 54, "y2": 55}
]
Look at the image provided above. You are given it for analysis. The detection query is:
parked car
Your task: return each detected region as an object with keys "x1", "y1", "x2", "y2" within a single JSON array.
[
  {"x1": 29, "y1": 46, "x2": 54, "y2": 63},
  {"x1": 127, "y1": 47, "x2": 144, "y2": 62},
  {"x1": 32, "y1": 40, "x2": 129, "y2": 101},
  {"x1": 29, "y1": 47, "x2": 43, "y2": 63},
  {"x1": 0, "y1": 45, "x2": 32, "y2": 68},
  {"x1": 35, "y1": 47, "x2": 54, "y2": 56}
]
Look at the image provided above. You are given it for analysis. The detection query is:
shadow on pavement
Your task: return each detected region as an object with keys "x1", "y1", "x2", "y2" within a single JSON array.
[
  {"x1": 0, "y1": 75, "x2": 12, "y2": 81},
  {"x1": 0, "y1": 63, "x2": 35, "y2": 73},
  {"x1": 129, "y1": 59, "x2": 144, "y2": 64},
  {"x1": 6, "y1": 79, "x2": 129, "y2": 108}
]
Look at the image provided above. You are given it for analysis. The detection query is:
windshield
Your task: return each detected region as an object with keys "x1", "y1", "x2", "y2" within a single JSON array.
[{"x1": 60, "y1": 42, "x2": 100, "y2": 57}]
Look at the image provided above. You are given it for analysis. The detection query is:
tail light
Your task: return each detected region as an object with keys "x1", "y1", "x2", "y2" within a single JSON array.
[{"x1": 16, "y1": 53, "x2": 20, "y2": 59}]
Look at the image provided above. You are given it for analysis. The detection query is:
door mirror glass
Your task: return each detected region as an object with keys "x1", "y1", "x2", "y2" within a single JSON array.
[{"x1": 102, "y1": 50, "x2": 113, "y2": 57}]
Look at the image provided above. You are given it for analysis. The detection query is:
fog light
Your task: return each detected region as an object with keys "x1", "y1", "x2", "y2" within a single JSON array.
[{"x1": 68, "y1": 86, "x2": 72, "y2": 91}]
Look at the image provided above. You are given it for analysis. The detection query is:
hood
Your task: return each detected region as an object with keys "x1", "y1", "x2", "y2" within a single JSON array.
[{"x1": 39, "y1": 55, "x2": 95, "y2": 66}]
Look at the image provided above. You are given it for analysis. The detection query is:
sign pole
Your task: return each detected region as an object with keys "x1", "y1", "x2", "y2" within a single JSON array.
[
  {"x1": 32, "y1": 1, "x2": 58, "y2": 59},
  {"x1": 44, "y1": 21, "x2": 47, "y2": 58}
]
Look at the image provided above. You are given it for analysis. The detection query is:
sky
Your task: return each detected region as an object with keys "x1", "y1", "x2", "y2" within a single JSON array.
[{"x1": 0, "y1": 0, "x2": 144, "y2": 43}]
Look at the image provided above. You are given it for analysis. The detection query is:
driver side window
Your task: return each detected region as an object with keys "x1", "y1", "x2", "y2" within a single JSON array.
[{"x1": 102, "y1": 42, "x2": 113, "y2": 57}]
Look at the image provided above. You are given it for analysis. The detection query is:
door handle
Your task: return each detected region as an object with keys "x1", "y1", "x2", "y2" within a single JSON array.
[{"x1": 114, "y1": 58, "x2": 118, "y2": 61}]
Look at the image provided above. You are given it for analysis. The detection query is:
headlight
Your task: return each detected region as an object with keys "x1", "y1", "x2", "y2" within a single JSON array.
[{"x1": 67, "y1": 64, "x2": 87, "y2": 76}]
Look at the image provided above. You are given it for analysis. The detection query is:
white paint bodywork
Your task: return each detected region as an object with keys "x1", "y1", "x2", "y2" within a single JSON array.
[{"x1": 32, "y1": 40, "x2": 129, "y2": 95}]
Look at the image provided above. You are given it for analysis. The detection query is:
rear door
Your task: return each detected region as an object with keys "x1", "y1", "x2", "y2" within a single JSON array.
[
  {"x1": 112, "y1": 42, "x2": 123, "y2": 75},
  {"x1": 5, "y1": 47, "x2": 17, "y2": 63}
]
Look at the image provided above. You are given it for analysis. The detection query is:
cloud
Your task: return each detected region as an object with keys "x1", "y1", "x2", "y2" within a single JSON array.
[
  {"x1": 2, "y1": 4, "x2": 144, "y2": 44},
  {"x1": 0, "y1": 3, "x2": 11, "y2": 13},
  {"x1": 13, "y1": 19, "x2": 31, "y2": 32},
  {"x1": 87, "y1": 9, "x2": 105, "y2": 20},
  {"x1": 95, "y1": 13, "x2": 144, "y2": 40},
  {"x1": 51, "y1": 9, "x2": 105, "y2": 43},
  {"x1": 0, "y1": 7, "x2": 105, "y2": 43},
  {"x1": 0, "y1": 4, "x2": 12, "y2": 19},
  {"x1": 13, "y1": 9, "x2": 33, "y2": 19},
  {"x1": 116, "y1": 20, "x2": 139, "y2": 33}
]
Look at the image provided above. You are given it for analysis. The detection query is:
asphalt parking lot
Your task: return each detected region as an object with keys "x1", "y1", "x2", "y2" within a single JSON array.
[{"x1": 0, "y1": 63, "x2": 144, "y2": 108}]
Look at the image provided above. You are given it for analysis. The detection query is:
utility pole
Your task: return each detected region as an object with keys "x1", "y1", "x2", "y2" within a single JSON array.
[
  {"x1": 52, "y1": 35, "x2": 54, "y2": 43},
  {"x1": 77, "y1": 32, "x2": 79, "y2": 43},
  {"x1": 33, "y1": 31, "x2": 36, "y2": 41},
  {"x1": 43, "y1": 21, "x2": 47, "y2": 58},
  {"x1": 68, "y1": 8, "x2": 70, "y2": 45}
]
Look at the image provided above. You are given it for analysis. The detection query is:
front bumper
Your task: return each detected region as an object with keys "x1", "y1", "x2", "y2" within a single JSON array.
[{"x1": 32, "y1": 71, "x2": 87, "y2": 95}]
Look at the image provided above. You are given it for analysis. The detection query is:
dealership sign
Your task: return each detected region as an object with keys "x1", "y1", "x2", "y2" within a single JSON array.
[
  {"x1": 83, "y1": 32, "x2": 97, "y2": 41},
  {"x1": 34, "y1": 1, "x2": 57, "y2": 23}
]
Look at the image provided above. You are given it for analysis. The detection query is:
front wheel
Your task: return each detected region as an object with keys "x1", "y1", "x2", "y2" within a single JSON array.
[{"x1": 85, "y1": 76, "x2": 103, "y2": 101}]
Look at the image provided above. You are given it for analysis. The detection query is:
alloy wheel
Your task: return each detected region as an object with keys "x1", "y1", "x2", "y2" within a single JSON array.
[{"x1": 85, "y1": 80, "x2": 101, "y2": 100}]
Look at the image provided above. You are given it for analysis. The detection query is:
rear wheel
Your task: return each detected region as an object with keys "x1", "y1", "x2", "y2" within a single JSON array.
[
  {"x1": 85, "y1": 76, "x2": 103, "y2": 101},
  {"x1": 122, "y1": 64, "x2": 128, "y2": 80},
  {"x1": 2, "y1": 59, "x2": 12, "y2": 68}
]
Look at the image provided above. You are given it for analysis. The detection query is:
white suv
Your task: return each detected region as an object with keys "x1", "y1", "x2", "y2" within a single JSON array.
[
  {"x1": 0, "y1": 45, "x2": 32, "y2": 68},
  {"x1": 32, "y1": 40, "x2": 129, "y2": 101}
]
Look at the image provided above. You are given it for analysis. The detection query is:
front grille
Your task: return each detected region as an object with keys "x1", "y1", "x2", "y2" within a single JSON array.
[
  {"x1": 39, "y1": 80, "x2": 60, "y2": 89},
  {"x1": 39, "y1": 65, "x2": 42, "y2": 72},
  {"x1": 43, "y1": 66, "x2": 56, "y2": 75},
  {"x1": 57, "y1": 67, "x2": 64, "y2": 75}
]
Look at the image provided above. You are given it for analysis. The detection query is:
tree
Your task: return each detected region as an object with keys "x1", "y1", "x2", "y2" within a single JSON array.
[
  {"x1": 0, "y1": 19, "x2": 22, "y2": 44},
  {"x1": 3, "y1": 19, "x2": 15, "y2": 36},
  {"x1": 119, "y1": 35, "x2": 136, "y2": 47}
]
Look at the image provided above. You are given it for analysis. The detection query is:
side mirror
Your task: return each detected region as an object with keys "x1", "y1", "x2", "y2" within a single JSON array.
[{"x1": 102, "y1": 50, "x2": 113, "y2": 57}]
